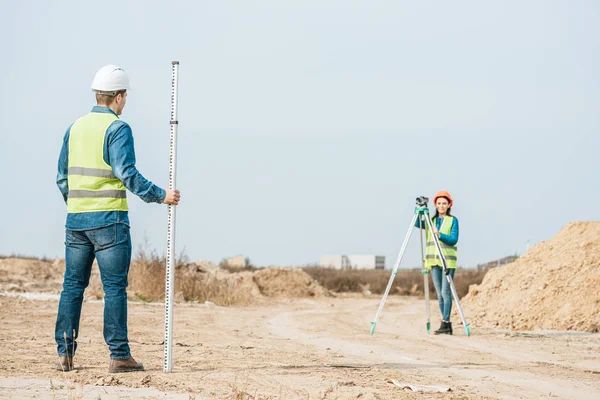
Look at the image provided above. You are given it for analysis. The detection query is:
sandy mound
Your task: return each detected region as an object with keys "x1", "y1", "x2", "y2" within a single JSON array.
[
  {"x1": 181, "y1": 262, "x2": 327, "y2": 299},
  {"x1": 0, "y1": 258, "x2": 64, "y2": 293},
  {"x1": 253, "y1": 268, "x2": 328, "y2": 298},
  {"x1": 462, "y1": 221, "x2": 600, "y2": 332},
  {"x1": 0, "y1": 257, "x2": 327, "y2": 303}
]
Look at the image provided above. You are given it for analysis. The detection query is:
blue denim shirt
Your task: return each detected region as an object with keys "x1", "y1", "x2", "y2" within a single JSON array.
[
  {"x1": 57, "y1": 106, "x2": 166, "y2": 230},
  {"x1": 415, "y1": 215, "x2": 459, "y2": 246}
]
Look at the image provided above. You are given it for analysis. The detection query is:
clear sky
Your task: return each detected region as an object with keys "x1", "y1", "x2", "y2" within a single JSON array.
[{"x1": 1, "y1": 1, "x2": 598, "y2": 268}]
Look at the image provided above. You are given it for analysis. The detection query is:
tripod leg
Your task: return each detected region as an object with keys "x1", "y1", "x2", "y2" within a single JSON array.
[
  {"x1": 424, "y1": 217, "x2": 471, "y2": 336},
  {"x1": 446, "y1": 273, "x2": 470, "y2": 336},
  {"x1": 419, "y1": 215, "x2": 431, "y2": 334},
  {"x1": 370, "y1": 213, "x2": 419, "y2": 335}
]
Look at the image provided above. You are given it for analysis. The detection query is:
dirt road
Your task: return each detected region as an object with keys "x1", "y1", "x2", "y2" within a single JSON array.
[{"x1": 1, "y1": 294, "x2": 599, "y2": 399}]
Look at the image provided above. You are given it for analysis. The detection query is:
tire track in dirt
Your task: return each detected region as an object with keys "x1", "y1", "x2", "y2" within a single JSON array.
[{"x1": 267, "y1": 297, "x2": 600, "y2": 399}]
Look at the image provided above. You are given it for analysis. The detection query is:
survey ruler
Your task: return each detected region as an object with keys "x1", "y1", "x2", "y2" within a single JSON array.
[{"x1": 164, "y1": 60, "x2": 180, "y2": 373}]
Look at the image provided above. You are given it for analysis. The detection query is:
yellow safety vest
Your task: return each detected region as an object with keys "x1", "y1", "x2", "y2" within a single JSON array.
[
  {"x1": 67, "y1": 112, "x2": 128, "y2": 213},
  {"x1": 425, "y1": 216, "x2": 457, "y2": 269}
]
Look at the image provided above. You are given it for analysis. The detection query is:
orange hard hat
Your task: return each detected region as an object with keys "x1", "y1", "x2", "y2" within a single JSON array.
[{"x1": 433, "y1": 191, "x2": 453, "y2": 207}]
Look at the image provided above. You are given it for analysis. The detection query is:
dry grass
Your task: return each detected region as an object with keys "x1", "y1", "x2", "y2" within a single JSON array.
[
  {"x1": 49, "y1": 380, "x2": 84, "y2": 400},
  {"x1": 219, "y1": 258, "x2": 261, "y2": 273},
  {"x1": 0, "y1": 253, "x2": 51, "y2": 262},
  {"x1": 127, "y1": 244, "x2": 491, "y2": 305},
  {"x1": 302, "y1": 267, "x2": 491, "y2": 298},
  {"x1": 453, "y1": 268, "x2": 491, "y2": 298},
  {"x1": 223, "y1": 373, "x2": 281, "y2": 400},
  {"x1": 128, "y1": 248, "x2": 252, "y2": 306},
  {"x1": 177, "y1": 272, "x2": 253, "y2": 306},
  {"x1": 128, "y1": 248, "x2": 166, "y2": 302}
]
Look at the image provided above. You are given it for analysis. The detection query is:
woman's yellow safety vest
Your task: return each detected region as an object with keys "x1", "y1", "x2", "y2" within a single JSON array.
[
  {"x1": 425, "y1": 216, "x2": 457, "y2": 269},
  {"x1": 67, "y1": 112, "x2": 128, "y2": 213}
]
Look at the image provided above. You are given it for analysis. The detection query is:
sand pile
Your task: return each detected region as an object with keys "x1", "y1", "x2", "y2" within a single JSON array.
[
  {"x1": 180, "y1": 261, "x2": 263, "y2": 299},
  {"x1": 0, "y1": 257, "x2": 327, "y2": 303},
  {"x1": 0, "y1": 258, "x2": 64, "y2": 293},
  {"x1": 462, "y1": 221, "x2": 600, "y2": 332},
  {"x1": 253, "y1": 268, "x2": 328, "y2": 298},
  {"x1": 181, "y1": 262, "x2": 328, "y2": 300}
]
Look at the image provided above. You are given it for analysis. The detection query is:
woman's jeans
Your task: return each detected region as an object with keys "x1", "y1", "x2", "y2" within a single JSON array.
[
  {"x1": 55, "y1": 223, "x2": 132, "y2": 360},
  {"x1": 431, "y1": 266, "x2": 456, "y2": 322}
]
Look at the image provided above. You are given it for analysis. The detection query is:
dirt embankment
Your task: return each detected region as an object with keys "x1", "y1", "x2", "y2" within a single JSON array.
[
  {"x1": 462, "y1": 221, "x2": 600, "y2": 332},
  {"x1": 0, "y1": 256, "x2": 328, "y2": 305}
]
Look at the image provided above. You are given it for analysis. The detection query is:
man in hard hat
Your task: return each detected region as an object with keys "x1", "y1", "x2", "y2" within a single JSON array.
[{"x1": 54, "y1": 65, "x2": 180, "y2": 373}]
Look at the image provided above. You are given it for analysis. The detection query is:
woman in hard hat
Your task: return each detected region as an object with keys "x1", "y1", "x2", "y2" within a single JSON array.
[{"x1": 417, "y1": 191, "x2": 459, "y2": 335}]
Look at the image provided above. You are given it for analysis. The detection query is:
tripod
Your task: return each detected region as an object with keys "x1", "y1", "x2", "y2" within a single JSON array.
[{"x1": 370, "y1": 196, "x2": 471, "y2": 336}]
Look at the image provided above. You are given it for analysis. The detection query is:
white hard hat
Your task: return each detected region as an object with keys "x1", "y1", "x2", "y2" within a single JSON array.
[{"x1": 91, "y1": 65, "x2": 131, "y2": 94}]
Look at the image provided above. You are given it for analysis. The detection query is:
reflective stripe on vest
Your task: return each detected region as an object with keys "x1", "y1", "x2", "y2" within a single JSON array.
[
  {"x1": 68, "y1": 190, "x2": 127, "y2": 198},
  {"x1": 68, "y1": 167, "x2": 116, "y2": 179},
  {"x1": 425, "y1": 216, "x2": 458, "y2": 269},
  {"x1": 67, "y1": 112, "x2": 128, "y2": 213}
]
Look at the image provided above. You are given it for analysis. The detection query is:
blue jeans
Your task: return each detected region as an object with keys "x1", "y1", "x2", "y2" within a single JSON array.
[
  {"x1": 431, "y1": 266, "x2": 456, "y2": 322},
  {"x1": 55, "y1": 223, "x2": 132, "y2": 360}
]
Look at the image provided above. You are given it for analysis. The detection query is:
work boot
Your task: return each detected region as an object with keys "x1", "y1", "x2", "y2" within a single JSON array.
[
  {"x1": 434, "y1": 321, "x2": 453, "y2": 335},
  {"x1": 108, "y1": 357, "x2": 145, "y2": 373},
  {"x1": 55, "y1": 356, "x2": 74, "y2": 372},
  {"x1": 434, "y1": 321, "x2": 445, "y2": 333}
]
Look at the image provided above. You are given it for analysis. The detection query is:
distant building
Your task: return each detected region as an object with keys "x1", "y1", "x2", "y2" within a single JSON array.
[
  {"x1": 224, "y1": 255, "x2": 245, "y2": 268},
  {"x1": 320, "y1": 255, "x2": 385, "y2": 270},
  {"x1": 476, "y1": 255, "x2": 518, "y2": 270}
]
